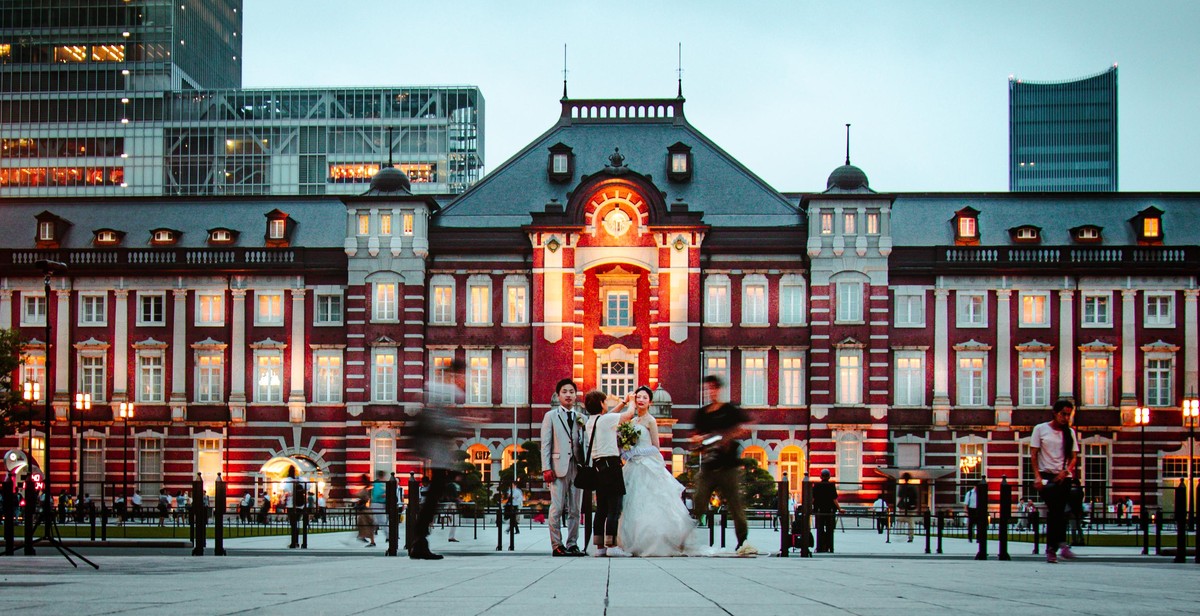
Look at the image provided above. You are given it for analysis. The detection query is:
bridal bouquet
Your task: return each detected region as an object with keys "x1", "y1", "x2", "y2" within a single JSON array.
[{"x1": 617, "y1": 422, "x2": 639, "y2": 451}]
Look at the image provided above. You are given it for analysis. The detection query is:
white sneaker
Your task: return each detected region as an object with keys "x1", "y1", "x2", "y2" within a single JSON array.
[
  {"x1": 735, "y1": 542, "x2": 759, "y2": 556},
  {"x1": 605, "y1": 546, "x2": 630, "y2": 557},
  {"x1": 592, "y1": 547, "x2": 607, "y2": 557}
]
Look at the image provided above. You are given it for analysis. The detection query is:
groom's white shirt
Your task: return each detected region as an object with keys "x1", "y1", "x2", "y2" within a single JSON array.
[{"x1": 540, "y1": 405, "x2": 583, "y2": 478}]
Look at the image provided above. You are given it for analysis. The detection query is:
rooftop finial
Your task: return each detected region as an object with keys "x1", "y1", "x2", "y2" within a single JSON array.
[
  {"x1": 562, "y1": 44, "x2": 569, "y2": 100},
  {"x1": 844, "y1": 123, "x2": 851, "y2": 166},
  {"x1": 676, "y1": 43, "x2": 684, "y2": 98}
]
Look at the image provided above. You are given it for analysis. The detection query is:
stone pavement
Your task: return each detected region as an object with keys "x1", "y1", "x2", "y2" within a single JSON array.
[{"x1": 0, "y1": 522, "x2": 1195, "y2": 615}]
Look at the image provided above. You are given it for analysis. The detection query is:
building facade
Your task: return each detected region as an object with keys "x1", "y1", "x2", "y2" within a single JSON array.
[
  {"x1": 2, "y1": 94, "x2": 1197, "y2": 517},
  {"x1": 0, "y1": 0, "x2": 484, "y2": 197},
  {"x1": 1009, "y1": 65, "x2": 1119, "y2": 192}
]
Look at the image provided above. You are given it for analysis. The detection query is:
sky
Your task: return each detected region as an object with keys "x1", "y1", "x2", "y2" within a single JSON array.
[{"x1": 242, "y1": 1, "x2": 1200, "y2": 194}]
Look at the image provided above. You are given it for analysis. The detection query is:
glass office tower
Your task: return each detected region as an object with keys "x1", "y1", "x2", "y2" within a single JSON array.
[
  {"x1": 1009, "y1": 66, "x2": 1118, "y2": 192},
  {"x1": 0, "y1": 0, "x2": 483, "y2": 196}
]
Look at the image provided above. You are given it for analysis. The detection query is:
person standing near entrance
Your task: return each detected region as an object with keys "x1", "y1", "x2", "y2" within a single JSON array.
[
  {"x1": 897, "y1": 473, "x2": 919, "y2": 543},
  {"x1": 963, "y1": 485, "x2": 978, "y2": 542},
  {"x1": 812, "y1": 469, "x2": 841, "y2": 553},
  {"x1": 540, "y1": 378, "x2": 587, "y2": 557},
  {"x1": 691, "y1": 375, "x2": 754, "y2": 555},
  {"x1": 584, "y1": 389, "x2": 636, "y2": 556},
  {"x1": 1031, "y1": 399, "x2": 1080, "y2": 563}
]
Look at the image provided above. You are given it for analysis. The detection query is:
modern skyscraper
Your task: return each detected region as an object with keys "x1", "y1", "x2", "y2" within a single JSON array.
[
  {"x1": 0, "y1": 0, "x2": 483, "y2": 197},
  {"x1": 1009, "y1": 65, "x2": 1118, "y2": 192}
]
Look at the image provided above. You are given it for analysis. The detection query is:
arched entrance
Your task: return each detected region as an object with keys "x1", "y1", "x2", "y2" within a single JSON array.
[{"x1": 257, "y1": 455, "x2": 326, "y2": 510}]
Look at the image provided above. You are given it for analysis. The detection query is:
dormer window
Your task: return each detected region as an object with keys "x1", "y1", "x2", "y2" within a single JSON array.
[
  {"x1": 208, "y1": 228, "x2": 237, "y2": 245},
  {"x1": 1070, "y1": 225, "x2": 1103, "y2": 244},
  {"x1": 268, "y1": 220, "x2": 285, "y2": 239},
  {"x1": 547, "y1": 143, "x2": 574, "y2": 184},
  {"x1": 952, "y1": 207, "x2": 980, "y2": 246},
  {"x1": 1131, "y1": 206, "x2": 1164, "y2": 245},
  {"x1": 93, "y1": 229, "x2": 124, "y2": 246},
  {"x1": 1009, "y1": 225, "x2": 1041, "y2": 244},
  {"x1": 34, "y1": 210, "x2": 70, "y2": 249},
  {"x1": 666, "y1": 142, "x2": 693, "y2": 182},
  {"x1": 264, "y1": 208, "x2": 295, "y2": 247},
  {"x1": 38, "y1": 221, "x2": 54, "y2": 241},
  {"x1": 150, "y1": 228, "x2": 180, "y2": 245}
]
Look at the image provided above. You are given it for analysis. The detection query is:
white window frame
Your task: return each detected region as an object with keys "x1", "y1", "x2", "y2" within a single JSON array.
[
  {"x1": 894, "y1": 350, "x2": 925, "y2": 407},
  {"x1": 428, "y1": 350, "x2": 453, "y2": 386},
  {"x1": 313, "y1": 350, "x2": 343, "y2": 404},
  {"x1": 466, "y1": 350, "x2": 491, "y2": 406},
  {"x1": 429, "y1": 275, "x2": 455, "y2": 325},
  {"x1": 893, "y1": 287, "x2": 926, "y2": 328},
  {"x1": 956, "y1": 291, "x2": 987, "y2": 328},
  {"x1": 21, "y1": 293, "x2": 46, "y2": 327},
  {"x1": 956, "y1": 353, "x2": 987, "y2": 407},
  {"x1": 865, "y1": 211, "x2": 880, "y2": 235},
  {"x1": 78, "y1": 293, "x2": 107, "y2": 326},
  {"x1": 704, "y1": 274, "x2": 731, "y2": 325},
  {"x1": 402, "y1": 213, "x2": 414, "y2": 236},
  {"x1": 836, "y1": 348, "x2": 863, "y2": 405},
  {"x1": 136, "y1": 351, "x2": 165, "y2": 403},
  {"x1": 502, "y1": 276, "x2": 529, "y2": 326},
  {"x1": 703, "y1": 350, "x2": 730, "y2": 401},
  {"x1": 1080, "y1": 353, "x2": 1111, "y2": 408},
  {"x1": 78, "y1": 352, "x2": 106, "y2": 403},
  {"x1": 1144, "y1": 292, "x2": 1175, "y2": 328},
  {"x1": 371, "y1": 429, "x2": 396, "y2": 478},
  {"x1": 20, "y1": 351, "x2": 46, "y2": 395},
  {"x1": 957, "y1": 441, "x2": 986, "y2": 494},
  {"x1": 137, "y1": 292, "x2": 166, "y2": 326},
  {"x1": 598, "y1": 358, "x2": 636, "y2": 400},
  {"x1": 38, "y1": 220, "x2": 55, "y2": 241},
  {"x1": 314, "y1": 292, "x2": 343, "y2": 326},
  {"x1": 194, "y1": 350, "x2": 224, "y2": 404},
  {"x1": 605, "y1": 289, "x2": 632, "y2": 328},
  {"x1": 372, "y1": 348, "x2": 397, "y2": 403},
  {"x1": 835, "y1": 281, "x2": 863, "y2": 324},
  {"x1": 379, "y1": 214, "x2": 392, "y2": 236},
  {"x1": 552, "y1": 152, "x2": 569, "y2": 174},
  {"x1": 1018, "y1": 352, "x2": 1049, "y2": 408},
  {"x1": 372, "y1": 281, "x2": 398, "y2": 323},
  {"x1": 254, "y1": 291, "x2": 284, "y2": 326},
  {"x1": 836, "y1": 432, "x2": 863, "y2": 487},
  {"x1": 819, "y1": 212, "x2": 833, "y2": 235},
  {"x1": 670, "y1": 152, "x2": 688, "y2": 174},
  {"x1": 741, "y1": 275, "x2": 768, "y2": 326},
  {"x1": 778, "y1": 276, "x2": 806, "y2": 326},
  {"x1": 1019, "y1": 291, "x2": 1050, "y2": 328},
  {"x1": 502, "y1": 350, "x2": 529, "y2": 406},
  {"x1": 741, "y1": 350, "x2": 767, "y2": 407},
  {"x1": 137, "y1": 436, "x2": 164, "y2": 497},
  {"x1": 843, "y1": 212, "x2": 857, "y2": 235},
  {"x1": 778, "y1": 350, "x2": 805, "y2": 406},
  {"x1": 253, "y1": 350, "x2": 283, "y2": 403},
  {"x1": 196, "y1": 292, "x2": 225, "y2": 327},
  {"x1": 466, "y1": 275, "x2": 493, "y2": 326},
  {"x1": 357, "y1": 213, "x2": 370, "y2": 236},
  {"x1": 268, "y1": 219, "x2": 286, "y2": 239},
  {"x1": 1145, "y1": 354, "x2": 1173, "y2": 407},
  {"x1": 1081, "y1": 292, "x2": 1112, "y2": 328}
]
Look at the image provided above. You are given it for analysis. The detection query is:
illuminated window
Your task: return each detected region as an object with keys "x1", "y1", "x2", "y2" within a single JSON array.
[
  {"x1": 402, "y1": 213, "x2": 414, "y2": 235},
  {"x1": 468, "y1": 445, "x2": 492, "y2": 478},
  {"x1": 958, "y1": 442, "x2": 985, "y2": 499},
  {"x1": 820, "y1": 212, "x2": 833, "y2": 235},
  {"x1": 1019, "y1": 292, "x2": 1049, "y2": 327},
  {"x1": 195, "y1": 351, "x2": 223, "y2": 404},
  {"x1": 430, "y1": 276, "x2": 455, "y2": 325},
  {"x1": 467, "y1": 276, "x2": 492, "y2": 325},
  {"x1": 704, "y1": 352, "x2": 730, "y2": 400},
  {"x1": 1146, "y1": 356, "x2": 1173, "y2": 407},
  {"x1": 779, "y1": 446, "x2": 805, "y2": 495},
  {"x1": 467, "y1": 351, "x2": 491, "y2": 405},
  {"x1": 836, "y1": 350, "x2": 862, "y2": 405},
  {"x1": 20, "y1": 352, "x2": 46, "y2": 395},
  {"x1": 255, "y1": 291, "x2": 283, "y2": 326},
  {"x1": 843, "y1": 212, "x2": 856, "y2": 235},
  {"x1": 1143, "y1": 218, "x2": 1159, "y2": 238},
  {"x1": 209, "y1": 229, "x2": 233, "y2": 243},
  {"x1": 380, "y1": 214, "x2": 392, "y2": 235},
  {"x1": 79, "y1": 293, "x2": 107, "y2": 326},
  {"x1": 742, "y1": 445, "x2": 766, "y2": 469},
  {"x1": 428, "y1": 351, "x2": 453, "y2": 386},
  {"x1": 741, "y1": 351, "x2": 767, "y2": 406},
  {"x1": 742, "y1": 276, "x2": 767, "y2": 325},
  {"x1": 268, "y1": 219, "x2": 286, "y2": 240},
  {"x1": 503, "y1": 277, "x2": 528, "y2": 325},
  {"x1": 1081, "y1": 355, "x2": 1110, "y2": 407},
  {"x1": 866, "y1": 211, "x2": 880, "y2": 235},
  {"x1": 894, "y1": 352, "x2": 924, "y2": 406},
  {"x1": 38, "y1": 221, "x2": 55, "y2": 241},
  {"x1": 958, "y1": 217, "x2": 976, "y2": 238},
  {"x1": 1018, "y1": 354, "x2": 1049, "y2": 407},
  {"x1": 779, "y1": 351, "x2": 805, "y2": 406},
  {"x1": 373, "y1": 282, "x2": 397, "y2": 322},
  {"x1": 956, "y1": 354, "x2": 986, "y2": 406},
  {"x1": 705, "y1": 275, "x2": 731, "y2": 324},
  {"x1": 54, "y1": 45, "x2": 88, "y2": 62},
  {"x1": 372, "y1": 349, "x2": 397, "y2": 403},
  {"x1": 91, "y1": 44, "x2": 125, "y2": 62},
  {"x1": 314, "y1": 351, "x2": 343, "y2": 404},
  {"x1": 196, "y1": 292, "x2": 224, "y2": 326},
  {"x1": 671, "y1": 152, "x2": 688, "y2": 173},
  {"x1": 837, "y1": 433, "x2": 863, "y2": 486},
  {"x1": 255, "y1": 351, "x2": 283, "y2": 403},
  {"x1": 197, "y1": 438, "x2": 222, "y2": 495},
  {"x1": 357, "y1": 214, "x2": 370, "y2": 235}
]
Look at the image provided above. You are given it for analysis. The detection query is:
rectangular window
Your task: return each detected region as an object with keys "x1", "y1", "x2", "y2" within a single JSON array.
[
  {"x1": 468, "y1": 282, "x2": 491, "y2": 325},
  {"x1": 894, "y1": 289, "x2": 925, "y2": 327},
  {"x1": 1146, "y1": 357, "x2": 1172, "y2": 407},
  {"x1": 504, "y1": 284, "x2": 527, "y2": 325},
  {"x1": 836, "y1": 281, "x2": 863, "y2": 322},
  {"x1": 705, "y1": 280, "x2": 730, "y2": 324},
  {"x1": 502, "y1": 352, "x2": 529, "y2": 405},
  {"x1": 957, "y1": 355, "x2": 986, "y2": 406},
  {"x1": 428, "y1": 351, "x2": 453, "y2": 388},
  {"x1": 269, "y1": 219, "x2": 286, "y2": 239},
  {"x1": 79, "y1": 354, "x2": 105, "y2": 402},
  {"x1": 819, "y1": 212, "x2": 833, "y2": 235},
  {"x1": 81, "y1": 437, "x2": 103, "y2": 498},
  {"x1": 374, "y1": 283, "x2": 397, "y2": 322},
  {"x1": 255, "y1": 291, "x2": 283, "y2": 326},
  {"x1": 956, "y1": 291, "x2": 986, "y2": 328},
  {"x1": 38, "y1": 220, "x2": 55, "y2": 241},
  {"x1": 703, "y1": 352, "x2": 730, "y2": 401},
  {"x1": 137, "y1": 353, "x2": 164, "y2": 403},
  {"x1": 20, "y1": 352, "x2": 46, "y2": 395},
  {"x1": 894, "y1": 352, "x2": 924, "y2": 406},
  {"x1": 467, "y1": 351, "x2": 491, "y2": 405},
  {"x1": 255, "y1": 351, "x2": 283, "y2": 403},
  {"x1": 1081, "y1": 293, "x2": 1111, "y2": 327},
  {"x1": 836, "y1": 350, "x2": 862, "y2": 405},
  {"x1": 599, "y1": 360, "x2": 636, "y2": 400},
  {"x1": 671, "y1": 152, "x2": 688, "y2": 173},
  {"x1": 1143, "y1": 218, "x2": 1160, "y2": 238},
  {"x1": 373, "y1": 434, "x2": 396, "y2": 478},
  {"x1": 79, "y1": 293, "x2": 107, "y2": 326},
  {"x1": 843, "y1": 212, "x2": 856, "y2": 235},
  {"x1": 403, "y1": 213, "x2": 414, "y2": 236},
  {"x1": 138, "y1": 437, "x2": 163, "y2": 498},
  {"x1": 1018, "y1": 355, "x2": 1048, "y2": 407},
  {"x1": 779, "y1": 352, "x2": 805, "y2": 406},
  {"x1": 372, "y1": 349, "x2": 397, "y2": 403},
  {"x1": 21, "y1": 294, "x2": 46, "y2": 326},
  {"x1": 742, "y1": 283, "x2": 767, "y2": 325},
  {"x1": 896, "y1": 443, "x2": 922, "y2": 469},
  {"x1": 195, "y1": 351, "x2": 223, "y2": 404},
  {"x1": 357, "y1": 214, "x2": 370, "y2": 235},
  {"x1": 958, "y1": 216, "x2": 977, "y2": 238},
  {"x1": 197, "y1": 438, "x2": 222, "y2": 494},
  {"x1": 606, "y1": 291, "x2": 631, "y2": 327},
  {"x1": 1145, "y1": 293, "x2": 1174, "y2": 327},
  {"x1": 1083, "y1": 443, "x2": 1110, "y2": 505},
  {"x1": 379, "y1": 214, "x2": 392, "y2": 236},
  {"x1": 315, "y1": 293, "x2": 343, "y2": 325},
  {"x1": 314, "y1": 351, "x2": 343, "y2": 404},
  {"x1": 837, "y1": 437, "x2": 863, "y2": 486},
  {"x1": 138, "y1": 292, "x2": 165, "y2": 326},
  {"x1": 1019, "y1": 292, "x2": 1049, "y2": 327},
  {"x1": 779, "y1": 283, "x2": 805, "y2": 325},
  {"x1": 1081, "y1": 356, "x2": 1110, "y2": 407},
  {"x1": 197, "y1": 292, "x2": 224, "y2": 326},
  {"x1": 958, "y1": 443, "x2": 985, "y2": 499},
  {"x1": 742, "y1": 352, "x2": 767, "y2": 406},
  {"x1": 553, "y1": 153, "x2": 569, "y2": 173},
  {"x1": 866, "y1": 212, "x2": 880, "y2": 235},
  {"x1": 431, "y1": 284, "x2": 454, "y2": 324}
]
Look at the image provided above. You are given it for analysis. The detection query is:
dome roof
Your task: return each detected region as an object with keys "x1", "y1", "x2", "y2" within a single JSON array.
[
  {"x1": 363, "y1": 165, "x2": 411, "y2": 195},
  {"x1": 651, "y1": 387, "x2": 672, "y2": 404},
  {"x1": 825, "y1": 163, "x2": 871, "y2": 193}
]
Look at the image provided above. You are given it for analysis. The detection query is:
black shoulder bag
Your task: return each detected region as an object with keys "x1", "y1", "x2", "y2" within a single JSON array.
[{"x1": 573, "y1": 417, "x2": 600, "y2": 490}]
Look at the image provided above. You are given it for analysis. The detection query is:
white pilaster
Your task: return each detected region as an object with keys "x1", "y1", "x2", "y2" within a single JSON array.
[
  {"x1": 229, "y1": 288, "x2": 247, "y2": 422},
  {"x1": 0, "y1": 289, "x2": 11, "y2": 329},
  {"x1": 1186, "y1": 289, "x2": 1199, "y2": 395},
  {"x1": 288, "y1": 288, "x2": 307, "y2": 423},
  {"x1": 932, "y1": 288, "x2": 950, "y2": 425},
  {"x1": 54, "y1": 289, "x2": 70, "y2": 395},
  {"x1": 1058, "y1": 290, "x2": 1074, "y2": 399},
  {"x1": 1120, "y1": 289, "x2": 1137, "y2": 407},
  {"x1": 113, "y1": 289, "x2": 128, "y2": 398},
  {"x1": 994, "y1": 289, "x2": 1013, "y2": 425}
]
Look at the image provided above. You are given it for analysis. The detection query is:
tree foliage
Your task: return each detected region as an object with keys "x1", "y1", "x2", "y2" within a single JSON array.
[{"x1": 0, "y1": 328, "x2": 29, "y2": 436}]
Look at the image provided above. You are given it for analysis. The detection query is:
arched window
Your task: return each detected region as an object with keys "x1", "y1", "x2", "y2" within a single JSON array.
[
  {"x1": 778, "y1": 446, "x2": 805, "y2": 496},
  {"x1": 467, "y1": 444, "x2": 492, "y2": 480},
  {"x1": 742, "y1": 445, "x2": 766, "y2": 470}
]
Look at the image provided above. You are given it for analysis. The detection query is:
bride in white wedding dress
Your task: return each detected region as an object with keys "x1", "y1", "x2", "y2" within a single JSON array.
[{"x1": 617, "y1": 386, "x2": 696, "y2": 556}]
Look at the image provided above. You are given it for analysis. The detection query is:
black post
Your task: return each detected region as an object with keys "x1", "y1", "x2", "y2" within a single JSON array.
[
  {"x1": 214, "y1": 477, "x2": 226, "y2": 556},
  {"x1": 936, "y1": 509, "x2": 944, "y2": 554},
  {"x1": 1154, "y1": 509, "x2": 1163, "y2": 555},
  {"x1": 405, "y1": 472, "x2": 418, "y2": 550},
  {"x1": 2, "y1": 473, "x2": 14, "y2": 555},
  {"x1": 385, "y1": 476, "x2": 399, "y2": 556},
  {"x1": 800, "y1": 477, "x2": 813, "y2": 558},
  {"x1": 777, "y1": 477, "x2": 790, "y2": 557},
  {"x1": 1174, "y1": 486, "x2": 1186, "y2": 563},
  {"x1": 191, "y1": 478, "x2": 206, "y2": 556},
  {"x1": 98, "y1": 505, "x2": 105, "y2": 541},
  {"x1": 507, "y1": 501, "x2": 515, "y2": 552},
  {"x1": 1141, "y1": 509, "x2": 1150, "y2": 556},
  {"x1": 582, "y1": 488, "x2": 593, "y2": 548},
  {"x1": 1030, "y1": 507, "x2": 1041, "y2": 554},
  {"x1": 923, "y1": 509, "x2": 931, "y2": 554},
  {"x1": 495, "y1": 501, "x2": 503, "y2": 552},
  {"x1": 998, "y1": 477, "x2": 1011, "y2": 561},
  {"x1": 707, "y1": 510, "x2": 715, "y2": 547},
  {"x1": 720, "y1": 510, "x2": 727, "y2": 548},
  {"x1": 23, "y1": 475, "x2": 35, "y2": 555},
  {"x1": 300, "y1": 487, "x2": 309, "y2": 550},
  {"x1": 974, "y1": 481, "x2": 988, "y2": 561},
  {"x1": 288, "y1": 479, "x2": 300, "y2": 549}
]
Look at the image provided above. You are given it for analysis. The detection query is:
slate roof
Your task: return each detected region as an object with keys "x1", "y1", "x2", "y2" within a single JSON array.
[
  {"x1": 435, "y1": 98, "x2": 799, "y2": 229},
  {"x1": 891, "y1": 193, "x2": 1200, "y2": 246},
  {"x1": 0, "y1": 197, "x2": 348, "y2": 250}
]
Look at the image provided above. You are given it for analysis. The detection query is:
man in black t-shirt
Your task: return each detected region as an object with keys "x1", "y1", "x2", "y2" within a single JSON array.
[{"x1": 691, "y1": 374, "x2": 752, "y2": 553}]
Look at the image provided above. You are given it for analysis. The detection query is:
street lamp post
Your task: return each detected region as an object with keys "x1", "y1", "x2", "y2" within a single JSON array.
[
  {"x1": 1134, "y1": 405, "x2": 1150, "y2": 554},
  {"x1": 1182, "y1": 392, "x2": 1198, "y2": 532},
  {"x1": 118, "y1": 402, "x2": 135, "y2": 504},
  {"x1": 72, "y1": 393, "x2": 91, "y2": 497}
]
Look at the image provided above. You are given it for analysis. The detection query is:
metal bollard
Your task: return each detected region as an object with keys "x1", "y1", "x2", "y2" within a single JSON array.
[
  {"x1": 2, "y1": 474, "x2": 14, "y2": 556},
  {"x1": 507, "y1": 504, "x2": 515, "y2": 552},
  {"x1": 582, "y1": 489, "x2": 593, "y2": 548},
  {"x1": 936, "y1": 509, "x2": 944, "y2": 554},
  {"x1": 777, "y1": 478, "x2": 790, "y2": 557},
  {"x1": 998, "y1": 478, "x2": 1011, "y2": 561},
  {"x1": 1141, "y1": 510, "x2": 1150, "y2": 556},
  {"x1": 495, "y1": 504, "x2": 503, "y2": 551},
  {"x1": 800, "y1": 478, "x2": 813, "y2": 558},
  {"x1": 22, "y1": 476, "x2": 36, "y2": 555},
  {"x1": 301, "y1": 497, "x2": 309, "y2": 549},
  {"x1": 1154, "y1": 509, "x2": 1163, "y2": 555},
  {"x1": 974, "y1": 481, "x2": 988, "y2": 561},
  {"x1": 708, "y1": 511, "x2": 715, "y2": 546},
  {"x1": 720, "y1": 510, "x2": 727, "y2": 548},
  {"x1": 214, "y1": 478, "x2": 226, "y2": 556},
  {"x1": 405, "y1": 472, "x2": 419, "y2": 550},
  {"x1": 191, "y1": 479, "x2": 206, "y2": 556},
  {"x1": 1174, "y1": 488, "x2": 1186, "y2": 563},
  {"x1": 924, "y1": 510, "x2": 932, "y2": 554},
  {"x1": 1030, "y1": 508, "x2": 1041, "y2": 554},
  {"x1": 385, "y1": 477, "x2": 398, "y2": 557}
]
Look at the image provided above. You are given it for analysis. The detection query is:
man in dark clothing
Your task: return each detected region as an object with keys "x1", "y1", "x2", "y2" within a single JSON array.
[
  {"x1": 691, "y1": 374, "x2": 753, "y2": 554},
  {"x1": 812, "y1": 469, "x2": 840, "y2": 553},
  {"x1": 408, "y1": 358, "x2": 469, "y2": 560}
]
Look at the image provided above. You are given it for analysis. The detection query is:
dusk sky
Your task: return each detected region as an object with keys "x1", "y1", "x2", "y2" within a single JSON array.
[{"x1": 242, "y1": 1, "x2": 1200, "y2": 193}]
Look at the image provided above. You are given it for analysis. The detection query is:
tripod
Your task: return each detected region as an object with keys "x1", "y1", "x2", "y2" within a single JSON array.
[{"x1": 23, "y1": 474, "x2": 98, "y2": 569}]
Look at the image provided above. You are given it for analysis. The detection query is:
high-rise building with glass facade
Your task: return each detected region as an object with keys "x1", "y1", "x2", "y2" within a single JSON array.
[
  {"x1": 0, "y1": 0, "x2": 483, "y2": 197},
  {"x1": 1009, "y1": 65, "x2": 1117, "y2": 192}
]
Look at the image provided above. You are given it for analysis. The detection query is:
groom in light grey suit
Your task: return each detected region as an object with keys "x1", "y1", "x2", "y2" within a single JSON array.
[{"x1": 540, "y1": 378, "x2": 586, "y2": 556}]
